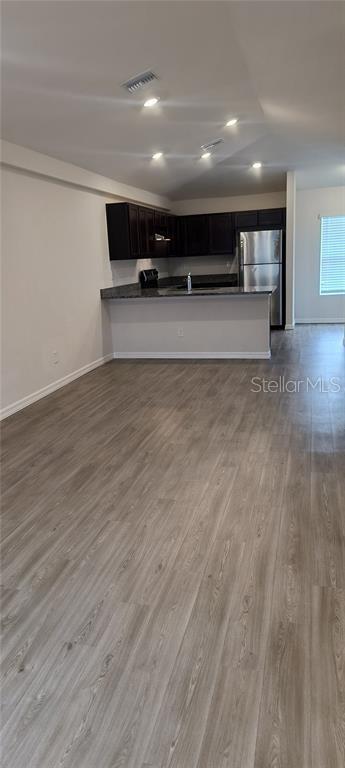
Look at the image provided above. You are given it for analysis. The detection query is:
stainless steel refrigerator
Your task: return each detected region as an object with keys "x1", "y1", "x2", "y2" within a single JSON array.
[{"x1": 239, "y1": 229, "x2": 283, "y2": 327}]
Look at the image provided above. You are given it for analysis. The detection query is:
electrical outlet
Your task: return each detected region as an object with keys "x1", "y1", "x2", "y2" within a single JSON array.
[
  {"x1": 177, "y1": 327, "x2": 184, "y2": 337},
  {"x1": 51, "y1": 350, "x2": 59, "y2": 365}
]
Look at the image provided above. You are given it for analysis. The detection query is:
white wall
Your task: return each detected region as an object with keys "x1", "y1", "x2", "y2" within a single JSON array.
[
  {"x1": 1, "y1": 141, "x2": 170, "y2": 210},
  {"x1": 295, "y1": 186, "x2": 345, "y2": 323},
  {"x1": 1, "y1": 167, "x2": 109, "y2": 415},
  {"x1": 171, "y1": 191, "x2": 286, "y2": 215},
  {"x1": 1, "y1": 144, "x2": 169, "y2": 417},
  {"x1": 108, "y1": 294, "x2": 271, "y2": 359}
]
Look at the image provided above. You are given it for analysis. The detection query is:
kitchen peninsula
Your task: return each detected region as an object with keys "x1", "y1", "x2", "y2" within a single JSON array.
[{"x1": 101, "y1": 279, "x2": 274, "y2": 359}]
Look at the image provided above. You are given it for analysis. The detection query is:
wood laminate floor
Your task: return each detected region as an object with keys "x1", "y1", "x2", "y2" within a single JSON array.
[{"x1": 1, "y1": 324, "x2": 345, "y2": 768}]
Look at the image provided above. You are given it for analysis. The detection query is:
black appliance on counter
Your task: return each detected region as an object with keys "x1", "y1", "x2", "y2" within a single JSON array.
[{"x1": 139, "y1": 268, "x2": 159, "y2": 289}]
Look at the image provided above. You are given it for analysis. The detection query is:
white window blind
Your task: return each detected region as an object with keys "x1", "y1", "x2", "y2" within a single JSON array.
[{"x1": 319, "y1": 215, "x2": 345, "y2": 295}]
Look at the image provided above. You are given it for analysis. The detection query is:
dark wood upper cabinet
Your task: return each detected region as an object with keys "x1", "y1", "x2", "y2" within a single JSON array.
[
  {"x1": 106, "y1": 203, "x2": 178, "y2": 260},
  {"x1": 139, "y1": 207, "x2": 154, "y2": 257},
  {"x1": 154, "y1": 210, "x2": 167, "y2": 231},
  {"x1": 182, "y1": 215, "x2": 209, "y2": 256},
  {"x1": 233, "y1": 210, "x2": 258, "y2": 229},
  {"x1": 106, "y1": 202, "x2": 140, "y2": 260},
  {"x1": 106, "y1": 203, "x2": 286, "y2": 261},
  {"x1": 234, "y1": 208, "x2": 286, "y2": 230},
  {"x1": 127, "y1": 205, "x2": 140, "y2": 257},
  {"x1": 167, "y1": 215, "x2": 179, "y2": 256},
  {"x1": 208, "y1": 213, "x2": 234, "y2": 254},
  {"x1": 257, "y1": 208, "x2": 285, "y2": 227}
]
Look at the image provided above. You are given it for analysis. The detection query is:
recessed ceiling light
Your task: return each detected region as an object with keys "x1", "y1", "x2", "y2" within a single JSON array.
[
  {"x1": 226, "y1": 118, "x2": 238, "y2": 126},
  {"x1": 152, "y1": 152, "x2": 163, "y2": 160},
  {"x1": 144, "y1": 97, "x2": 160, "y2": 108},
  {"x1": 252, "y1": 161, "x2": 262, "y2": 169},
  {"x1": 201, "y1": 152, "x2": 211, "y2": 159}
]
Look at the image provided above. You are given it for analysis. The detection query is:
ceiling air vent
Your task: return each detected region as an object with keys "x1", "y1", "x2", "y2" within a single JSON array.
[
  {"x1": 201, "y1": 138, "x2": 224, "y2": 152},
  {"x1": 121, "y1": 70, "x2": 159, "y2": 94}
]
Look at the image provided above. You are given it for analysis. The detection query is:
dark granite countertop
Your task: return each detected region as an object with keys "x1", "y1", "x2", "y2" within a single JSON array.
[{"x1": 101, "y1": 275, "x2": 275, "y2": 300}]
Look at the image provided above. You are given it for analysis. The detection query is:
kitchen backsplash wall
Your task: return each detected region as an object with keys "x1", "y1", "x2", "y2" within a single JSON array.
[
  {"x1": 110, "y1": 253, "x2": 239, "y2": 285},
  {"x1": 110, "y1": 257, "x2": 170, "y2": 285},
  {"x1": 167, "y1": 253, "x2": 239, "y2": 277}
]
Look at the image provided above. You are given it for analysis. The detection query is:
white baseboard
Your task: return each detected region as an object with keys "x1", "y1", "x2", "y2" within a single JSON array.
[
  {"x1": 0, "y1": 353, "x2": 113, "y2": 420},
  {"x1": 295, "y1": 318, "x2": 345, "y2": 324},
  {"x1": 284, "y1": 323, "x2": 295, "y2": 330},
  {"x1": 113, "y1": 351, "x2": 271, "y2": 360}
]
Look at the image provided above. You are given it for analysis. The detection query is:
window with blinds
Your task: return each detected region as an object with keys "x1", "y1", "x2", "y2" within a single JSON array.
[{"x1": 319, "y1": 215, "x2": 345, "y2": 295}]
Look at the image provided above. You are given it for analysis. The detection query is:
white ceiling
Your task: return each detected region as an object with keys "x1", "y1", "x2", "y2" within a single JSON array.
[{"x1": 1, "y1": 1, "x2": 345, "y2": 200}]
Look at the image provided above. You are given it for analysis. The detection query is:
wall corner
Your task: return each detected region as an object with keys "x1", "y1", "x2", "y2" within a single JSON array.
[{"x1": 285, "y1": 171, "x2": 296, "y2": 328}]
